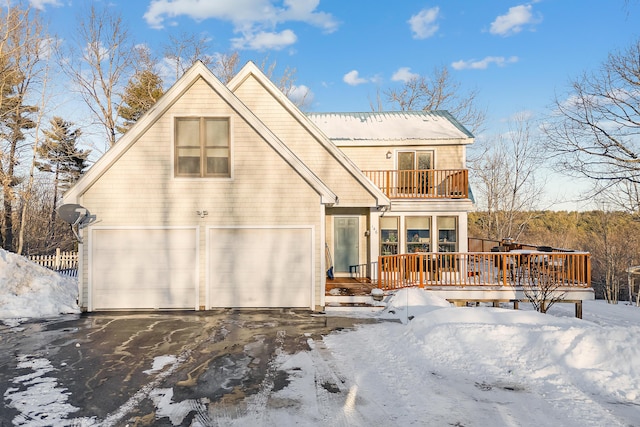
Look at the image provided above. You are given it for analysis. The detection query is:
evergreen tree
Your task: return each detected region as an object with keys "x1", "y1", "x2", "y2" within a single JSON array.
[
  {"x1": 0, "y1": 75, "x2": 37, "y2": 251},
  {"x1": 37, "y1": 117, "x2": 90, "y2": 239},
  {"x1": 117, "y1": 69, "x2": 164, "y2": 134}
]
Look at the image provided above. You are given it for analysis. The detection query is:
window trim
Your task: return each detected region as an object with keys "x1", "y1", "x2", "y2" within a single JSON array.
[{"x1": 174, "y1": 116, "x2": 233, "y2": 179}]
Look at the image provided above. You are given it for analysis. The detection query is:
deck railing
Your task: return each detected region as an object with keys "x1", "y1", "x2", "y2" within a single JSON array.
[
  {"x1": 363, "y1": 169, "x2": 468, "y2": 199},
  {"x1": 349, "y1": 262, "x2": 378, "y2": 283},
  {"x1": 377, "y1": 252, "x2": 591, "y2": 291}
]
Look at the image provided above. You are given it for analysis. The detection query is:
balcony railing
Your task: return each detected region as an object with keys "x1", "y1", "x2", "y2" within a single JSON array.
[
  {"x1": 377, "y1": 252, "x2": 591, "y2": 291},
  {"x1": 363, "y1": 169, "x2": 468, "y2": 199}
]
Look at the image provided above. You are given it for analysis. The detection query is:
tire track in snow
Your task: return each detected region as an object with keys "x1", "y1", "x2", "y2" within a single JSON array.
[
  {"x1": 307, "y1": 337, "x2": 374, "y2": 427},
  {"x1": 324, "y1": 323, "x2": 477, "y2": 426}
]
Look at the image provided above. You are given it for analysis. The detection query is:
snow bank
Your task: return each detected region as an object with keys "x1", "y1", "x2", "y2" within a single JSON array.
[
  {"x1": 379, "y1": 287, "x2": 452, "y2": 322},
  {"x1": 326, "y1": 288, "x2": 640, "y2": 424},
  {"x1": 0, "y1": 248, "x2": 80, "y2": 322}
]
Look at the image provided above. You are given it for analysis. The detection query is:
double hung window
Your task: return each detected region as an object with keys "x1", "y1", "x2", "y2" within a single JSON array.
[{"x1": 175, "y1": 117, "x2": 230, "y2": 177}]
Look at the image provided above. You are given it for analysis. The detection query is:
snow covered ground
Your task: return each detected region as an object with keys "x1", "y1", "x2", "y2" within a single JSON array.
[{"x1": 1, "y1": 248, "x2": 640, "y2": 426}]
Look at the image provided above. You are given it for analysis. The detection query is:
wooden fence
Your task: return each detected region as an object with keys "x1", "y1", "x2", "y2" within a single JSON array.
[{"x1": 28, "y1": 248, "x2": 78, "y2": 277}]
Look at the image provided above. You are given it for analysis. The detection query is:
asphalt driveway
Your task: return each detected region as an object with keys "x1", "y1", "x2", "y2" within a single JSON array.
[{"x1": 0, "y1": 310, "x2": 376, "y2": 426}]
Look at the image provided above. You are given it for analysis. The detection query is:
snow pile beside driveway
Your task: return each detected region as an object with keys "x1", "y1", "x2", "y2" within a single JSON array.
[
  {"x1": 323, "y1": 289, "x2": 640, "y2": 426},
  {"x1": 0, "y1": 248, "x2": 80, "y2": 322}
]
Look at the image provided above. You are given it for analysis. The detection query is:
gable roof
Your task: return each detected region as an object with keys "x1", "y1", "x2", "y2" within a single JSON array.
[
  {"x1": 228, "y1": 62, "x2": 390, "y2": 208},
  {"x1": 63, "y1": 61, "x2": 338, "y2": 205},
  {"x1": 306, "y1": 111, "x2": 475, "y2": 144}
]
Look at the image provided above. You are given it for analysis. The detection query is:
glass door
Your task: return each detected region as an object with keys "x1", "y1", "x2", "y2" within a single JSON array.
[
  {"x1": 397, "y1": 151, "x2": 433, "y2": 195},
  {"x1": 334, "y1": 217, "x2": 359, "y2": 273}
]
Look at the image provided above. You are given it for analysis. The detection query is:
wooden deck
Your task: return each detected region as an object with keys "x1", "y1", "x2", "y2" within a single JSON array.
[{"x1": 326, "y1": 277, "x2": 377, "y2": 296}]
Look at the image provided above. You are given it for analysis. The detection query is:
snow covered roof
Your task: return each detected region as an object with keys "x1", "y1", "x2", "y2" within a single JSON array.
[{"x1": 306, "y1": 111, "x2": 474, "y2": 143}]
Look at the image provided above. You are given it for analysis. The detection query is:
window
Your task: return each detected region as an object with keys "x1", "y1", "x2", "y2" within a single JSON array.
[
  {"x1": 437, "y1": 216, "x2": 457, "y2": 252},
  {"x1": 175, "y1": 117, "x2": 230, "y2": 177},
  {"x1": 397, "y1": 151, "x2": 434, "y2": 194},
  {"x1": 406, "y1": 217, "x2": 430, "y2": 253},
  {"x1": 398, "y1": 151, "x2": 433, "y2": 171},
  {"x1": 380, "y1": 216, "x2": 399, "y2": 255}
]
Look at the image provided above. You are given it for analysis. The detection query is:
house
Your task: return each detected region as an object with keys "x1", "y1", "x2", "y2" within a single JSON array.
[{"x1": 63, "y1": 61, "x2": 592, "y2": 312}]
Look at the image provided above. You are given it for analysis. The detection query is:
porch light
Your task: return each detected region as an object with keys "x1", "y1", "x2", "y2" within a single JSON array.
[{"x1": 386, "y1": 150, "x2": 392, "y2": 159}]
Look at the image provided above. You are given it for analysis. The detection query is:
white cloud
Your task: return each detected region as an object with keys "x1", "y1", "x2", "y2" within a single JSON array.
[
  {"x1": 287, "y1": 84, "x2": 314, "y2": 107},
  {"x1": 231, "y1": 29, "x2": 297, "y2": 51},
  {"x1": 391, "y1": 67, "x2": 419, "y2": 83},
  {"x1": 489, "y1": 4, "x2": 541, "y2": 36},
  {"x1": 29, "y1": 0, "x2": 61, "y2": 10},
  {"x1": 343, "y1": 70, "x2": 369, "y2": 86},
  {"x1": 143, "y1": 0, "x2": 338, "y2": 52},
  {"x1": 408, "y1": 7, "x2": 440, "y2": 39},
  {"x1": 451, "y1": 56, "x2": 519, "y2": 70}
]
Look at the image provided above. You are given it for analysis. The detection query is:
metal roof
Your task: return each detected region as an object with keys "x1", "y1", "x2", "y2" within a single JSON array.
[{"x1": 306, "y1": 111, "x2": 474, "y2": 141}]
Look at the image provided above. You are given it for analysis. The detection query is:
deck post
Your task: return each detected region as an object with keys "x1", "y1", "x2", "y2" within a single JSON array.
[{"x1": 575, "y1": 301, "x2": 583, "y2": 319}]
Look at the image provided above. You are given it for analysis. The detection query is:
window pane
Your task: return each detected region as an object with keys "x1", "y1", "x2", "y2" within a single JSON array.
[
  {"x1": 205, "y1": 147, "x2": 229, "y2": 175},
  {"x1": 206, "y1": 157, "x2": 229, "y2": 175},
  {"x1": 380, "y1": 216, "x2": 398, "y2": 255},
  {"x1": 205, "y1": 119, "x2": 229, "y2": 147},
  {"x1": 177, "y1": 148, "x2": 201, "y2": 174},
  {"x1": 438, "y1": 216, "x2": 456, "y2": 230},
  {"x1": 417, "y1": 151, "x2": 432, "y2": 169},
  {"x1": 437, "y1": 216, "x2": 458, "y2": 252},
  {"x1": 406, "y1": 216, "x2": 430, "y2": 253},
  {"x1": 397, "y1": 152, "x2": 414, "y2": 170},
  {"x1": 176, "y1": 119, "x2": 200, "y2": 147}
]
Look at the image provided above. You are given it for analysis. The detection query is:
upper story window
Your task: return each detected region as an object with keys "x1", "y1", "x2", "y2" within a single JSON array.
[
  {"x1": 175, "y1": 117, "x2": 230, "y2": 177},
  {"x1": 398, "y1": 151, "x2": 434, "y2": 195},
  {"x1": 397, "y1": 150, "x2": 433, "y2": 171}
]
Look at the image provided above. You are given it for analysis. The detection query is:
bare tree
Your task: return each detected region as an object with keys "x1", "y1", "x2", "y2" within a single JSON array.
[
  {"x1": 60, "y1": 4, "x2": 135, "y2": 149},
  {"x1": 521, "y1": 270, "x2": 567, "y2": 314},
  {"x1": 163, "y1": 31, "x2": 215, "y2": 82},
  {"x1": 470, "y1": 113, "x2": 547, "y2": 240},
  {"x1": 211, "y1": 51, "x2": 240, "y2": 84},
  {"x1": 584, "y1": 209, "x2": 638, "y2": 303},
  {"x1": 382, "y1": 65, "x2": 486, "y2": 134},
  {"x1": 257, "y1": 56, "x2": 311, "y2": 109},
  {"x1": 543, "y1": 38, "x2": 640, "y2": 198}
]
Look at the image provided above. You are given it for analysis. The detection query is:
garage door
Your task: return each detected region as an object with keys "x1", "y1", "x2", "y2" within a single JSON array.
[
  {"x1": 208, "y1": 227, "x2": 312, "y2": 308},
  {"x1": 91, "y1": 228, "x2": 198, "y2": 310}
]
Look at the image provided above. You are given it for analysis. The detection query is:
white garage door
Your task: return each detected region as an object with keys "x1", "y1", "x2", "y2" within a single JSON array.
[
  {"x1": 209, "y1": 227, "x2": 313, "y2": 308},
  {"x1": 91, "y1": 228, "x2": 197, "y2": 310}
]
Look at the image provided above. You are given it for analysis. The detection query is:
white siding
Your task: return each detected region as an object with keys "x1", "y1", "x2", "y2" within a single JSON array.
[
  {"x1": 79, "y1": 78, "x2": 325, "y2": 310},
  {"x1": 232, "y1": 76, "x2": 378, "y2": 207}
]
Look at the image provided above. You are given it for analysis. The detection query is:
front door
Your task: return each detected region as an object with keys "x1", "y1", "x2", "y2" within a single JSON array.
[{"x1": 334, "y1": 217, "x2": 359, "y2": 273}]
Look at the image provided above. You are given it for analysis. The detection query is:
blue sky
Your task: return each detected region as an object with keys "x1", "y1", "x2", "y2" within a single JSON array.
[
  {"x1": 33, "y1": 0, "x2": 639, "y2": 135},
  {"x1": 31, "y1": 0, "x2": 640, "y2": 208}
]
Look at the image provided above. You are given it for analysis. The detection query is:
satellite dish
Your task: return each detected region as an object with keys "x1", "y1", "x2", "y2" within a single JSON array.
[
  {"x1": 57, "y1": 204, "x2": 89, "y2": 226},
  {"x1": 57, "y1": 204, "x2": 96, "y2": 244}
]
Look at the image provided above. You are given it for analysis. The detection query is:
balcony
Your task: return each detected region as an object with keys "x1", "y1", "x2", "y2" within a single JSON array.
[{"x1": 363, "y1": 169, "x2": 468, "y2": 199}]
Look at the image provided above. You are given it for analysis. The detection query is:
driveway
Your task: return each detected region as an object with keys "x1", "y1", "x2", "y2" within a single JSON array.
[{"x1": 0, "y1": 310, "x2": 377, "y2": 426}]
